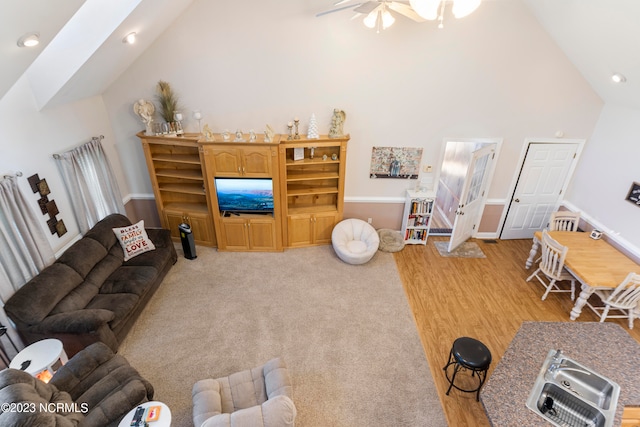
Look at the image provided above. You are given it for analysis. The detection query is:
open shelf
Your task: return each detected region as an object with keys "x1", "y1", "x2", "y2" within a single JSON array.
[
  {"x1": 287, "y1": 184, "x2": 339, "y2": 196},
  {"x1": 158, "y1": 183, "x2": 205, "y2": 195},
  {"x1": 164, "y1": 202, "x2": 209, "y2": 214},
  {"x1": 286, "y1": 171, "x2": 339, "y2": 181},
  {"x1": 152, "y1": 153, "x2": 201, "y2": 164},
  {"x1": 155, "y1": 168, "x2": 203, "y2": 180}
]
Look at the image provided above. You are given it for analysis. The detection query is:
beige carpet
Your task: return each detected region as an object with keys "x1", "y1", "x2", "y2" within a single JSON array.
[{"x1": 118, "y1": 245, "x2": 446, "y2": 427}]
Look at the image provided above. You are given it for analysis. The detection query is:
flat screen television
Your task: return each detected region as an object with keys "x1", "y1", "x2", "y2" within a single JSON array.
[{"x1": 215, "y1": 178, "x2": 274, "y2": 215}]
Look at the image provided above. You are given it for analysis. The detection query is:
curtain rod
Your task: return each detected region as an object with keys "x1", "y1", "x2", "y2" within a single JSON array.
[
  {"x1": 53, "y1": 135, "x2": 104, "y2": 159},
  {"x1": 2, "y1": 171, "x2": 23, "y2": 179}
]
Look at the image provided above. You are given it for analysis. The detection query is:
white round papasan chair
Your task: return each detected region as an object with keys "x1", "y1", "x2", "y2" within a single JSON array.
[{"x1": 331, "y1": 218, "x2": 380, "y2": 265}]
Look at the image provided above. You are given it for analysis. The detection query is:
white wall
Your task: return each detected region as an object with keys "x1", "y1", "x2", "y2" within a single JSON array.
[
  {"x1": 103, "y1": 0, "x2": 603, "y2": 203},
  {"x1": 565, "y1": 103, "x2": 640, "y2": 248},
  {"x1": 0, "y1": 77, "x2": 127, "y2": 253}
]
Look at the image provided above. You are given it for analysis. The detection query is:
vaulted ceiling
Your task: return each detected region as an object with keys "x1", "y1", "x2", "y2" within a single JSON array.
[{"x1": 2, "y1": 0, "x2": 639, "y2": 110}]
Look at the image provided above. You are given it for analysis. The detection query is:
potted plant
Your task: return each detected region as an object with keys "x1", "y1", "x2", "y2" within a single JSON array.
[{"x1": 156, "y1": 80, "x2": 180, "y2": 123}]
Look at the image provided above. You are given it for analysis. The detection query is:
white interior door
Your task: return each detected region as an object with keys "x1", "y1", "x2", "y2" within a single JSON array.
[
  {"x1": 501, "y1": 143, "x2": 578, "y2": 239},
  {"x1": 448, "y1": 144, "x2": 496, "y2": 252}
]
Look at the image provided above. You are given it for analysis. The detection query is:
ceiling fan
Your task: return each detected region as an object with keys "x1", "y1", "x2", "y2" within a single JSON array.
[
  {"x1": 317, "y1": 0, "x2": 482, "y2": 31},
  {"x1": 317, "y1": 1, "x2": 428, "y2": 32}
]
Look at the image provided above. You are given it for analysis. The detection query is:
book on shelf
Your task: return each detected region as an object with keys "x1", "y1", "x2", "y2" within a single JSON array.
[
  {"x1": 408, "y1": 215, "x2": 430, "y2": 227},
  {"x1": 410, "y1": 199, "x2": 433, "y2": 215},
  {"x1": 405, "y1": 228, "x2": 428, "y2": 241}
]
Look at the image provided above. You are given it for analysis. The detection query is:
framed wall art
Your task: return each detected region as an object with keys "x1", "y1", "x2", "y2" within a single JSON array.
[
  {"x1": 370, "y1": 146, "x2": 423, "y2": 179},
  {"x1": 625, "y1": 182, "x2": 640, "y2": 206}
]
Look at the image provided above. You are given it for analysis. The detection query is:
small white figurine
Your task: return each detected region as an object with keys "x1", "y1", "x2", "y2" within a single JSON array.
[
  {"x1": 202, "y1": 124, "x2": 215, "y2": 142},
  {"x1": 264, "y1": 124, "x2": 275, "y2": 142},
  {"x1": 133, "y1": 99, "x2": 155, "y2": 135},
  {"x1": 249, "y1": 130, "x2": 257, "y2": 142},
  {"x1": 329, "y1": 108, "x2": 346, "y2": 138}
]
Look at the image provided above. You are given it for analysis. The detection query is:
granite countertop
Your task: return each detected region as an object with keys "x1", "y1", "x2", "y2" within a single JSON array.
[{"x1": 481, "y1": 321, "x2": 640, "y2": 426}]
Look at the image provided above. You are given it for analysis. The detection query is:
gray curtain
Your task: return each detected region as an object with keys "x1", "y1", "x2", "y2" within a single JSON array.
[
  {"x1": 0, "y1": 175, "x2": 55, "y2": 350},
  {"x1": 0, "y1": 176, "x2": 55, "y2": 300},
  {"x1": 55, "y1": 137, "x2": 126, "y2": 234}
]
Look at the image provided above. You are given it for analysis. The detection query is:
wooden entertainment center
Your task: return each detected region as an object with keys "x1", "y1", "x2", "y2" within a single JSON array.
[{"x1": 138, "y1": 132, "x2": 349, "y2": 252}]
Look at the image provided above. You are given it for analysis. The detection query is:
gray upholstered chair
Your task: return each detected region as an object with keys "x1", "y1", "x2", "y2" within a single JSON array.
[
  {"x1": 0, "y1": 341, "x2": 153, "y2": 426},
  {"x1": 192, "y1": 358, "x2": 296, "y2": 427}
]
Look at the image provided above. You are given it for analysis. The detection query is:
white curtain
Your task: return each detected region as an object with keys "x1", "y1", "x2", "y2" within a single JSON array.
[
  {"x1": 0, "y1": 175, "x2": 55, "y2": 351},
  {"x1": 55, "y1": 137, "x2": 126, "y2": 234}
]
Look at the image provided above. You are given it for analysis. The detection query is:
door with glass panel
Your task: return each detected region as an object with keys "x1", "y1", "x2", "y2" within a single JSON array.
[{"x1": 448, "y1": 144, "x2": 496, "y2": 252}]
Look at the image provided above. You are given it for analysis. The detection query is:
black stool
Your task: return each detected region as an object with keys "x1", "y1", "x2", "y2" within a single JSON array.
[{"x1": 443, "y1": 337, "x2": 491, "y2": 401}]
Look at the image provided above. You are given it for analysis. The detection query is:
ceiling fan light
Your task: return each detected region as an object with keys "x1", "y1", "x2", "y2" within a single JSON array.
[
  {"x1": 363, "y1": 10, "x2": 379, "y2": 28},
  {"x1": 381, "y1": 10, "x2": 395, "y2": 29},
  {"x1": 452, "y1": 0, "x2": 482, "y2": 19},
  {"x1": 409, "y1": 0, "x2": 441, "y2": 20}
]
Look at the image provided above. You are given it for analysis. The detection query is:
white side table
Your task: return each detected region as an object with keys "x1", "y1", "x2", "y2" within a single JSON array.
[
  {"x1": 9, "y1": 338, "x2": 68, "y2": 383},
  {"x1": 118, "y1": 401, "x2": 171, "y2": 427}
]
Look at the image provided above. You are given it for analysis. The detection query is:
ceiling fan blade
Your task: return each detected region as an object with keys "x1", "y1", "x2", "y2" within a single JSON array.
[
  {"x1": 353, "y1": 1, "x2": 381, "y2": 14},
  {"x1": 388, "y1": 1, "x2": 428, "y2": 22},
  {"x1": 316, "y1": 2, "x2": 364, "y2": 17}
]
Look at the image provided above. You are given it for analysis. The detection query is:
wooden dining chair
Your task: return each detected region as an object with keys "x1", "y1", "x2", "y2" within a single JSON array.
[
  {"x1": 549, "y1": 211, "x2": 581, "y2": 232},
  {"x1": 526, "y1": 230, "x2": 576, "y2": 301},
  {"x1": 585, "y1": 272, "x2": 640, "y2": 329}
]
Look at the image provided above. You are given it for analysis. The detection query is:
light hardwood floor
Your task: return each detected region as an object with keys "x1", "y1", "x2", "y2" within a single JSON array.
[{"x1": 394, "y1": 236, "x2": 640, "y2": 427}]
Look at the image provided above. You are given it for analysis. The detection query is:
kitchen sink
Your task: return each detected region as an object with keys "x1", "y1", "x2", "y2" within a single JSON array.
[{"x1": 526, "y1": 350, "x2": 620, "y2": 427}]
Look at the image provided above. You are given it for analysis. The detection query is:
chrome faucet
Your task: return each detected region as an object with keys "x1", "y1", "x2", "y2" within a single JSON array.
[{"x1": 547, "y1": 350, "x2": 591, "y2": 376}]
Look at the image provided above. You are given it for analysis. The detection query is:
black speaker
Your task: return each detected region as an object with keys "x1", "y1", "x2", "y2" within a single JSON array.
[{"x1": 178, "y1": 223, "x2": 197, "y2": 260}]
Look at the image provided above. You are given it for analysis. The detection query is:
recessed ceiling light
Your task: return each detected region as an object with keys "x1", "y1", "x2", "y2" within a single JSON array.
[
  {"x1": 17, "y1": 32, "x2": 40, "y2": 48},
  {"x1": 611, "y1": 73, "x2": 627, "y2": 83},
  {"x1": 122, "y1": 32, "x2": 137, "y2": 44}
]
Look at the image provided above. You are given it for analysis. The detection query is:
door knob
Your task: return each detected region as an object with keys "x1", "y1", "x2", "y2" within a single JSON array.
[{"x1": 514, "y1": 198, "x2": 520, "y2": 203}]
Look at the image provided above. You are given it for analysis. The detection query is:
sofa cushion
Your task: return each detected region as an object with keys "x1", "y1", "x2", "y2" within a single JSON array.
[
  {"x1": 51, "y1": 282, "x2": 101, "y2": 315},
  {"x1": 112, "y1": 220, "x2": 156, "y2": 261},
  {"x1": 101, "y1": 266, "x2": 158, "y2": 296},
  {"x1": 84, "y1": 214, "x2": 131, "y2": 249},
  {"x1": 85, "y1": 293, "x2": 139, "y2": 329},
  {"x1": 57, "y1": 238, "x2": 108, "y2": 278},
  {"x1": 4, "y1": 263, "x2": 84, "y2": 325}
]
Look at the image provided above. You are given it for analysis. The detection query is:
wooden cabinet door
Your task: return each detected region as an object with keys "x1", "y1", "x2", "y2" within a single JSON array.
[
  {"x1": 188, "y1": 211, "x2": 216, "y2": 246},
  {"x1": 209, "y1": 147, "x2": 242, "y2": 176},
  {"x1": 220, "y1": 218, "x2": 249, "y2": 250},
  {"x1": 163, "y1": 211, "x2": 184, "y2": 240},
  {"x1": 247, "y1": 218, "x2": 276, "y2": 251},
  {"x1": 241, "y1": 147, "x2": 272, "y2": 177},
  {"x1": 163, "y1": 210, "x2": 216, "y2": 246},
  {"x1": 313, "y1": 212, "x2": 337, "y2": 244},
  {"x1": 287, "y1": 215, "x2": 313, "y2": 247}
]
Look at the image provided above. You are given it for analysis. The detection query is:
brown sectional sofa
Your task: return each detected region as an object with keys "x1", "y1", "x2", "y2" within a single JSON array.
[{"x1": 4, "y1": 214, "x2": 177, "y2": 357}]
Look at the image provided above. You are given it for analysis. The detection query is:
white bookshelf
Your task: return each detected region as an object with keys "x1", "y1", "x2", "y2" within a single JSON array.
[{"x1": 401, "y1": 190, "x2": 435, "y2": 245}]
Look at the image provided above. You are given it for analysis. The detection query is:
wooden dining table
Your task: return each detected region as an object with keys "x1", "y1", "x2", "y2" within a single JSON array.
[{"x1": 525, "y1": 230, "x2": 640, "y2": 320}]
